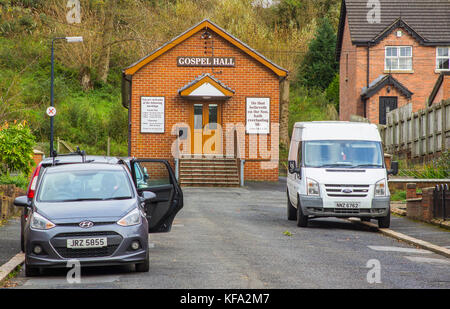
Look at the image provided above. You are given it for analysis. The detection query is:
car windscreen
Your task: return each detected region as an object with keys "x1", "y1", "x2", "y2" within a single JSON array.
[
  {"x1": 38, "y1": 169, "x2": 133, "y2": 202},
  {"x1": 304, "y1": 140, "x2": 383, "y2": 168}
]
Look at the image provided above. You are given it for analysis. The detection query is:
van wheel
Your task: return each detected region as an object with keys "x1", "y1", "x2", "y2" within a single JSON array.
[
  {"x1": 296, "y1": 196, "x2": 308, "y2": 227},
  {"x1": 287, "y1": 191, "x2": 297, "y2": 221},
  {"x1": 136, "y1": 251, "x2": 149, "y2": 272},
  {"x1": 25, "y1": 264, "x2": 40, "y2": 277},
  {"x1": 378, "y1": 211, "x2": 390, "y2": 228}
]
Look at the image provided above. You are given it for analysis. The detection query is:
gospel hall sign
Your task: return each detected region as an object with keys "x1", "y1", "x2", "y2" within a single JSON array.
[{"x1": 177, "y1": 56, "x2": 235, "y2": 67}]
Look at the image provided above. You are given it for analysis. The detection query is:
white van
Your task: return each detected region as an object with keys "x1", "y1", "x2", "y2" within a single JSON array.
[{"x1": 286, "y1": 122, "x2": 398, "y2": 228}]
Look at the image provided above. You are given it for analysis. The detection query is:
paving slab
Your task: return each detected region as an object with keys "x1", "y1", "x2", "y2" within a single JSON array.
[
  {"x1": 389, "y1": 215, "x2": 450, "y2": 248},
  {"x1": 0, "y1": 218, "x2": 21, "y2": 266}
]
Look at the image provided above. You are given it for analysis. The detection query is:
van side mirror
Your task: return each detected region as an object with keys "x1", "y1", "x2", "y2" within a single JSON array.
[
  {"x1": 14, "y1": 196, "x2": 30, "y2": 208},
  {"x1": 388, "y1": 161, "x2": 399, "y2": 176},
  {"x1": 288, "y1": 160, "x2": 301, "y2": 177}
]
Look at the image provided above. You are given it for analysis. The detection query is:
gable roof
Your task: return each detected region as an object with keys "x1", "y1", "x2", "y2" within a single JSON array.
[
  {"x1": 178, "y1": 73, "x2": 235, "y2": 99},
  {"x1": 337, "y1": 0, "x2": 450, "y2": 59},
  {"x1": 123, "y1": 19, "x2": 288, "y2": 77},
  {"x1": 361, "y1": 74, "x2": 413, "y2": 99}
]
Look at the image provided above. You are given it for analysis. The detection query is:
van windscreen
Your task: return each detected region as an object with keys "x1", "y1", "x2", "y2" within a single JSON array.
[{"x1": 304, "y1": 140, "x2": 383, "y2": 168}]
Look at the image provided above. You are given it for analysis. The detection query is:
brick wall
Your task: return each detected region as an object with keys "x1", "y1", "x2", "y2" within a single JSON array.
[
  {"x1": 340, "y1": 16, "x2": 441, "y2": 123},
  {"x1": 0, "y1": 185, "x2": 25, "y2": 220},
  {"x1": 432, "y1": 75, "x2": 450, "y2": 104},
  {"x1": 129, "y1": 29, "x2": 280, "y2": 181},
  {"x1": 405, "y1": 183, "x2": 447, "y2": 222}
]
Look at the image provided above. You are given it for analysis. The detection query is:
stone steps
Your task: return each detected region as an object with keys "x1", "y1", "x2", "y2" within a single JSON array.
[{"x1": 179, "y1": 157, "x2": 240, "y2": 187}]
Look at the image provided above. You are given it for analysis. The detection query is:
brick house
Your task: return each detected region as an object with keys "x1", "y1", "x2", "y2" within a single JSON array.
[
  {"x1": 336, "y1": 0, "x2": 450, "y2": 124},
  {"x1": 122, "y1": 19, "x2": 288, "y2": 185}
]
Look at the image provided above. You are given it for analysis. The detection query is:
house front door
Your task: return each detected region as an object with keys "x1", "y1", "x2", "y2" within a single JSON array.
[
  {"x1": 379, "y1": 96, "x2": 398, "y2": 125},
  {"x1": 191, "y1": 103, "x2": 222, "y2": 155}
]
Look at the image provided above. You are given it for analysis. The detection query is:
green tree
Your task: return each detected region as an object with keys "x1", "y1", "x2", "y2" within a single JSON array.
[
  {"x1": 296, "y1": 17, "x2": 338, "y2": 90},
  {"x1": 0, "y1": 120, "x2": 35, "y2": 175},
  {"x1": 325, "y1": 73, "x2": 339, "y2": 111}
]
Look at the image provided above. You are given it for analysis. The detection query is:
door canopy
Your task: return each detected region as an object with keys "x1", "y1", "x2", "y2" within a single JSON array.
[{"x1": 179, "y1": 73, "x2": 235, "y2": 100}]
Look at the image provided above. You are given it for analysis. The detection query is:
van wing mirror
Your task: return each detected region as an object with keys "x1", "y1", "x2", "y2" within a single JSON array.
[
  {"x1": 388, "y1": 161, "x2": 399, "y2": 176},
  {"x1": 288, "y1": 160, "x2": 296, "y2": 174},
  {"x1": 288, "y1": 160, "x2": 301, "y2": 177}
]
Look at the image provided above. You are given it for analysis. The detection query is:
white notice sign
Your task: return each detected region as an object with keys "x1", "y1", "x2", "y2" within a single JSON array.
[
  {"x1": 246, "y1": 97, "x2": 270, "y2": 134},
  {"x1": 141, "y1": 97, "x2": 165, "y2": 133}
]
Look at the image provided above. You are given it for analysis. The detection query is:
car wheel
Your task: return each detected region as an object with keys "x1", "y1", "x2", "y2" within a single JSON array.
[
  {"x1": 378, "y1": 210, "x2": 390, "y2": 228},
  {"x1": 287, "y1": 191, "x2": 297, "y2": 221},
  {"x1": 135, "y1": 251, "x2": 149, "y2": 272},
  {"x1": 25, "y1": 264, "x2": 40, "y2": 277},
  {"x1": 296, "y1": 196, "x2": 308, "y2": 227}
]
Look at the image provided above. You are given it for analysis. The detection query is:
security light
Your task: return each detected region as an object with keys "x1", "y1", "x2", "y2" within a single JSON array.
[{"x1": 65, "y1": 36, "x2": 83, "y2": 43}]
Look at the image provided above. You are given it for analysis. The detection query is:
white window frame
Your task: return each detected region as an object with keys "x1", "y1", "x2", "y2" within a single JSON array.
[
  {"x1": 436, "y1": 47, "x2": 450, "y2": 71},
  {"x1": 385, "y1": 46, "x2": 413, "y2": 71}
]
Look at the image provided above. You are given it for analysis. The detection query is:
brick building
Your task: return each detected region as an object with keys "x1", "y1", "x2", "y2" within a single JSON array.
[
  {"x1": 336, "y1": 0, "x2": 450, "y2": 124},
  {"x1": 122, "y1": 20, "x2": 288, "y2": 186}
]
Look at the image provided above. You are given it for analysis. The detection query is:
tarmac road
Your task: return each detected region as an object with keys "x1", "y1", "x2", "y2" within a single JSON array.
[{"x1": 8, "y1": 182, "x2": 450, "y2": 289}]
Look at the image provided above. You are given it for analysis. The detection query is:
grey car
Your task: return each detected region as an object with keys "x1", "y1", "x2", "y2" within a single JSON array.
[{"x1": 14, "y1": 159, "x2": 183, "y2": 276}]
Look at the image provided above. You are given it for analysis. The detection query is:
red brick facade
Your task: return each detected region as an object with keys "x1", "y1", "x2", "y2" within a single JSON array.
[
  {"x1": 339, "y1": 14, "x2": 447, "y2": 124},
  {"x1": 431, "y1": 75, "x2": 450, "y2": 105},
  {"x1": 124, "y1": 21, "x2": 287, "y2": 182}
]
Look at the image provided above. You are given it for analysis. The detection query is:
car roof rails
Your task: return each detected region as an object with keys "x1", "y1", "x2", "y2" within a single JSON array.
[{"x1": 52, "y1": 147, "x2": 87, "y2": 166}]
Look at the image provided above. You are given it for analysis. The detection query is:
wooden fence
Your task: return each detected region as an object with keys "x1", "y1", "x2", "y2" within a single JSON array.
[{"x1": 379, "y1": 100, "x2": 450, "y2": 160}]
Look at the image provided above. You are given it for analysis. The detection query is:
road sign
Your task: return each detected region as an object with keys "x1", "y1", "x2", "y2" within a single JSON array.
[{"x1": 46, "y1": 106, "x2": 57, "y2": 117}]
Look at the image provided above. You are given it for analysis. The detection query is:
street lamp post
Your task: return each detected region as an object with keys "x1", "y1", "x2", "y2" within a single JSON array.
[{"x1": 50, "y1": 36, "x2": 83, "y2": 157}]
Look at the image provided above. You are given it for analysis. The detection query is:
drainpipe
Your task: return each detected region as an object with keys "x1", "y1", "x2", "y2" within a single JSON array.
[
  {"x1": 365, "y1": 43, "x2": 370, "y2": 118},
  {"x1": 240, "y1": 159, "x2": 245, "y2": 187}
]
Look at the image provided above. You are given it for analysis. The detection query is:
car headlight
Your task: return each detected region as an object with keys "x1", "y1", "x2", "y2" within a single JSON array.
[
  {"x1": 117, "y1": 208, "x2": 142, "y2": 227},
  {"x1": 307, "y1": 178, "x2": 320, "y2": 196},
  {"x1": 30, "y1": 213, "x2": 55, "y2": 230},
  {"x1": 375, "y1": 179, "x2": 386, "y2": 196}
]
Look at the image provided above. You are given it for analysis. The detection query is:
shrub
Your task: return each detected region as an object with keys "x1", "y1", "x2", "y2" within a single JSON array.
[
  {"x1": 0, "y1": 120, "x2": 35, "y2": 175},
  {"x1": 0, "y1": 173, "x2": 29, "y2": 190}
]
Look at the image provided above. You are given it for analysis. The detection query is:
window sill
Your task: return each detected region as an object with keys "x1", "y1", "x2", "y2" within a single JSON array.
[
  {"x1": 384, "y1": 70, "x2": 414, "y2": 74},
  {"x1": 435, "y1": 69, "x2": 450, "y2": 74}
]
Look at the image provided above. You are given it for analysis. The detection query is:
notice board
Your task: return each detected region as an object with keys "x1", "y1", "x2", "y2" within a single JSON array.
[{"x1": 141, "y1": 97, "x2": 165, "y2": 133}]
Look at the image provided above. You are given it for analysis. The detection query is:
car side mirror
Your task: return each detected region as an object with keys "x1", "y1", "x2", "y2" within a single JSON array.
[
  {"x1": 141, "y1": 191, "x2": 156, "y2": 202},
  {"x1": 388, "y1": 161, "x2": 399, "y2": 176},
  {"x1": 288, "y1": 160, "x2": 301, "y2": 177},
  {"x1": 14, "y1": 196, "x2": 30, "y2": 208}
]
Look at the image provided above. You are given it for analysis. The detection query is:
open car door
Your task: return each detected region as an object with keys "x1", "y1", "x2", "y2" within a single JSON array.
[{"x1": 130, "y1": 159, "x2": 183, "y2": 233}]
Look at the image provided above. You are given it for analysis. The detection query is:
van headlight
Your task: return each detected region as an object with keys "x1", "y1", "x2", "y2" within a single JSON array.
[
  {"x1": 30, "y1": 213, "x2": 55, "y2": 230},
  {"x1": 375, "y1": 179, "x2": 386, "y2": 196},
  {"x1": 307, "y1": 178, "x2": 320, "y2": 196},
  {"x1": 117, "y1": 208, "x2": 142, "y2": 227}
]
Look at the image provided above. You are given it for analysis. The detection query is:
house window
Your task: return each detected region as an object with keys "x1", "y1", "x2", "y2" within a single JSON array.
[
  {"x1": 436, "y1": 47, "x2": 450, "y2": 70},
  {"x1": 385, "y1": 46, "x2": 412, "y2": 71}
]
